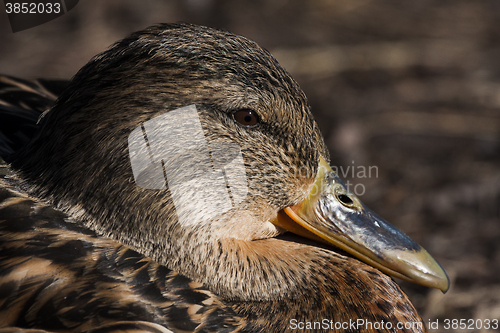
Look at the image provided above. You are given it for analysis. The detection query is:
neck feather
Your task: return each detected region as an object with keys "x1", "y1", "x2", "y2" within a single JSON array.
[{"x1": 162, "y1": 233, "x2": 425, "y2": 329}]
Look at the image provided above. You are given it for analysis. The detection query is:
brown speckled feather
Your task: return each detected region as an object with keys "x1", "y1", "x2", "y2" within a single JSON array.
[
  {"x1": 0, "y1": 173, "x2": 424, "y2": 333},
  {"x1": 0, "y1": 176, "x2": 246, "y2": 333}
]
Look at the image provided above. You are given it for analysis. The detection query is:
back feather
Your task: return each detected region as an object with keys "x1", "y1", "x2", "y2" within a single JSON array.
[{"x1": 0, "y1": 75, "x2": 68, "y2": 162}]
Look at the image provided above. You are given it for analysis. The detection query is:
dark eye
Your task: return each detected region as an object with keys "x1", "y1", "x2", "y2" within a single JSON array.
[{"x1": 232, "y1": 109, "x2": 260, "y2": 127}]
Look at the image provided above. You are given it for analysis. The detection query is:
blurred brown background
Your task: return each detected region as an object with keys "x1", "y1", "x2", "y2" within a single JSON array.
[{"x1": 1, "y1": 1, "x2": 499, "y2": 331}]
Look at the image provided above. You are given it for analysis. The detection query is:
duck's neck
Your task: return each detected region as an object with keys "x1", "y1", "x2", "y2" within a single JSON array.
[
  {"x1": 183, "y1": 237, "x2": 317, "y2": 301},
  {"x1": 162, "y1": 233, "x2": 425, "y2": 330}
]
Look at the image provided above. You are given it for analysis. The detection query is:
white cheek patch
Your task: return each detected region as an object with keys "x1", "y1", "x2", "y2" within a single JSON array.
[{"x1": 128, "y1": 104, "x2": 248, "y2": 227}]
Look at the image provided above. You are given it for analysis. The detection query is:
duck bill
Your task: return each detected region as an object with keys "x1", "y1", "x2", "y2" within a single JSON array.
[{"x1": 272, "y1": 157, "x2": 450, "y2": 293}]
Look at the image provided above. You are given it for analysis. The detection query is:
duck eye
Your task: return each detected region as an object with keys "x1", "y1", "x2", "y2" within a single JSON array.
[
  {"x1": 337, "y1": 194, "x2": 354, "y2": 207},
  {"x1": 232, "y1": 109, "x2": 259, "y2": 127}
]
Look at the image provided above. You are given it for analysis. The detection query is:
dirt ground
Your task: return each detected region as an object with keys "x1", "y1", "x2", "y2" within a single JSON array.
[{"x1": 1, "y1": 1, "x2": 499, "y2": 332}]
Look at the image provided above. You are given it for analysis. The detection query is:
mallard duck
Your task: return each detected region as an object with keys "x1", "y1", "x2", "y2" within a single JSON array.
[{"x1": 0, "y1": 23, "x2": 448, "y2": 333}]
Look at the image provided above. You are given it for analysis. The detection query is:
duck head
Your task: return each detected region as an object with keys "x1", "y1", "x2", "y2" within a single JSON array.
[{"x1": 12, "y1": 23, "x2": 448, "y2": 303}]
